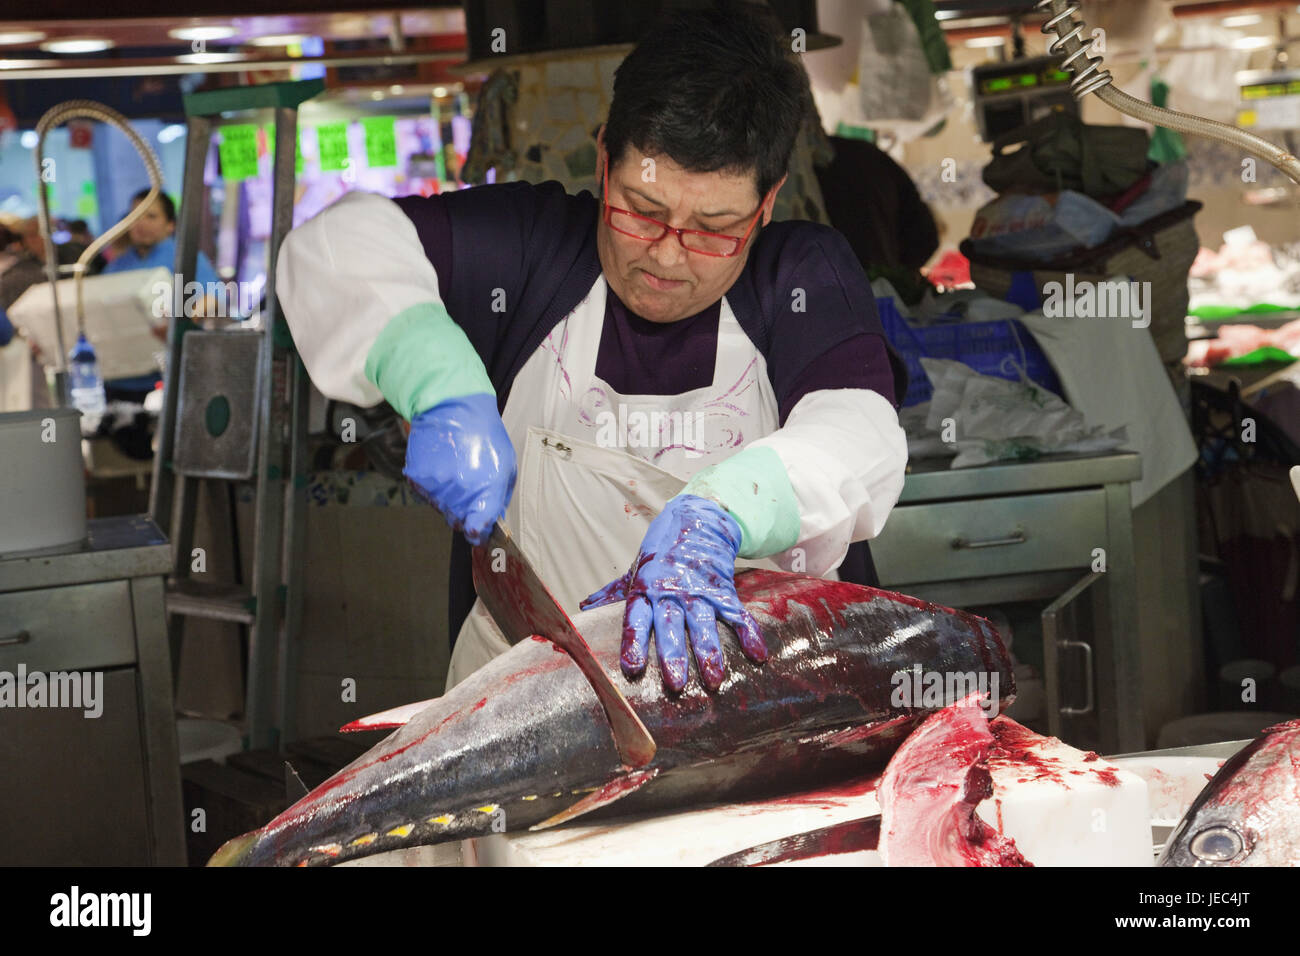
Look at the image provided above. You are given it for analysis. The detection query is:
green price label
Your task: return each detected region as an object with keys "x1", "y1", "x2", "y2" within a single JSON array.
[
  {"x1": 219, "y1": 124, "x2": 260, "y2": 182},
  {"x1": 264, "y1": 125, "x2": 305, "y2": 175},
  {"x1": 362, "y1": 116, "x2": 397, "y2": 169},
  {"x1": 317, "y1": 122, "x2": 350, "y2": 173}
]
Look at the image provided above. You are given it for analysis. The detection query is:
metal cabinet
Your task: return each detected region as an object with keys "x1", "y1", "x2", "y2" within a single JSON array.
[
  {"x1": 870, "y1": 452, "x2": 1143, "y2": 754},
  {"x1": 0, "y1": 516, "x2": 185, "y2": 865}
]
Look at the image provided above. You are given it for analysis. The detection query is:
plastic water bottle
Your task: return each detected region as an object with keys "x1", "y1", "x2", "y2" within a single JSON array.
[{"x1": 67, "y1": 332, "x2": 106, "y2": 431}]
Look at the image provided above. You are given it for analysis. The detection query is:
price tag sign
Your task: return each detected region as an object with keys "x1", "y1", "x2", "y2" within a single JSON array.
[
  {"x1": 362, "y1": 116, "x2": 398, "y2": 169},
  {"x1": 317, "y1": 122, "x2": 350, "y2": 172},
  {"x1": 218, "y1": 124, "x2": 260, "y2": 182}
]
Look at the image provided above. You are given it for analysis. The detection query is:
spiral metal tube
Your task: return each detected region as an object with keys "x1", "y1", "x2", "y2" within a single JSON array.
[
  {"x1": 34, "y1": 100, "x2": 165, "y2": 398},
  {"x1": 1035, "y1": 0, "x2": 1300, "y2": 186}
]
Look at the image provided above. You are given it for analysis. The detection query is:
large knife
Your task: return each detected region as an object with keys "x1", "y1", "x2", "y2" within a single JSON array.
[
  {"x1": 470, "y1": 521, "x2": 657, "y2": 769},
  {"x1": 705, "y1": 814, "x2": 882, "y2": 867}
]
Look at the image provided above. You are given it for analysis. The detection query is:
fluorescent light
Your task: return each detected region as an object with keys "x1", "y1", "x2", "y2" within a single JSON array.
[
  {"x1": 1222, "y1": 13, "x2": 1262, "y2": 28},
  {"x1": 965, "y1": 36, "x2": 1006, "y2": 48},
  {"x1": 249, "y1": 34, "x2": 307, "y2": 47},
  {"x1": 157, "y1": 124, "x2": 186, "y2": 144},
  {"x1": 19, "y1": 130, "x2": 37, "y2": 148},
  {"x1": 169, "y1": 26, "x2": 237, "y2": 42},
  {"x1": 40, "y1": 37, "x2": 113, "y2": 54},
  {"x1": 0, "y1": 31, "x2": 45, "y2": 45},
  {"x1": 1234, "y1": 35, "x2": 1275, "y2": 49},
  {"x1": 178, "y1": 52, "x2": 243, "y2": 64},
  {"x1": 935, "y1": 11, "x2": 962, "y2": 20},
  {"x1": 433, "y1": 86, "x2": 447, "y2": 98}
]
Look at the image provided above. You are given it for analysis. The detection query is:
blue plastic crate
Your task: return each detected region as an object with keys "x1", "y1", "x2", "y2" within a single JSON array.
[{"x1": 876, "y1": 297, "x2": 1063, "y2": 407}]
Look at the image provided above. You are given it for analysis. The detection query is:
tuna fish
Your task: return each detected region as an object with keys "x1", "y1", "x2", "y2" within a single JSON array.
[
  {"x1": 1158, "y1": 718, "x2": 1300, "y2": 867},
  {"x1": 209, "y1": 569, "x2": 1014, "y2": 866}
]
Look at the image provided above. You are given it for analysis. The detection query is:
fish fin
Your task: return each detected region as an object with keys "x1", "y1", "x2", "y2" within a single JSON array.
[
  {"x1": 284, "y1": 762, "x2": 309, "y2": 801},
  {"x1": 529, "y1": 768, "x2": 659, "y2": 831},
  {"x1": 339, "y1": 698, "x2": 438, "y2": 733}
]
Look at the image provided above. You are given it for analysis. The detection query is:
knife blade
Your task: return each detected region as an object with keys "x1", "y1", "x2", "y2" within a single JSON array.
[
  {"x1": 705, "y1": 814, "x2": 882, "y2": 867},
  {"x1": 471, "y1": 521, "x2": 657, "y2": 769}
]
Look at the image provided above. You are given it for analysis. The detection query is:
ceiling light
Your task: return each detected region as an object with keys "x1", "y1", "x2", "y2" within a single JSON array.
[
  {"x1": 390, "y1": 84, "x2": 405, "y2": 94},
  {"x1": 178, "y1": 52, "x2": 243, "y2": 64},
  {"x1": 157, "y1": 124, "x2": 186, "y2": 144},
  {"x1": 370, "y1": 90, "x2": 384, "y2": 100},
  {"x1": 1222, "y1": 14, "x2": 1262, "y2": 28},
  {"x1": 433, "y1": 86, "x2": 448, "y2": 98},
  {"x1": 169, "y1": 26, "x2": 237, "y2": 42},
  {"x1": 935, "y1": 11, "x2": 962, "y2": 20},
  {"x1": 964, "y1": 36, "x2": 1006, "y2": 48},
  {"x1": 249, "y1": 34, "x2": 308, "y2": 47},
  {"x1": 0, "y1": 31, "x2": 46, "y2": 45},
  {"x1": 40, "y1": 37, "x2": 114, "y2": 54},
  {"x1": 1233, "y1": 35, "x2": 1275, "y2": 49},
  {"x1": 19, "y1": 130, "x2": 38, "y2": 148}
]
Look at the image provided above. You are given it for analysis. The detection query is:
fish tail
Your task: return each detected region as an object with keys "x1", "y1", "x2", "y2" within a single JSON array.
[{"x1": 206, "y1": 803, "x2": 509, "y2": 867}]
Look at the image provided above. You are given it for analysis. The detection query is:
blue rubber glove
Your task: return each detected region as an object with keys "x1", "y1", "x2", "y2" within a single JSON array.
[
  {"x1": 580, "y1": 494, "x2": 767, "y2": 693},
  {"x1": 403, "y1": 393, "x2": 516, "y2": 547}
]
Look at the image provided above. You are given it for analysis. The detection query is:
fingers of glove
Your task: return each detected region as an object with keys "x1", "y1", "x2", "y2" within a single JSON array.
[
  {"x1": 581, "y1": 576, "x2": 629, "y2": 610},
  {"x1": 620, "y1": 595, "x2": 652, "y2": 677},
  {"x1": 685, "y1": 598, "x2": 725, "y2": 691},
  {"x1": 461, "y1": 495, "x2": 498, "y2": 547},
  {"x1": 653, "y1": 597, "x2": 689, "y2": 693},
  {"x1": 717, "y1": 602, "x2": 769, "y2": 664}
]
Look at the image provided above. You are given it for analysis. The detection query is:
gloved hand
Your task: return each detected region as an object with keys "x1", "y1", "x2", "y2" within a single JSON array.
[
  {"x1": 403, "y1": 393, "x2": 516, "y2": 547},
  {"x1": 580, "y1": 494, "x2": 767, "y2": 693}
]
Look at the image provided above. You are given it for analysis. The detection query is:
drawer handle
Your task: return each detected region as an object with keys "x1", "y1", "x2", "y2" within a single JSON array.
[
  {"x1": 1059, "y1": 637, "x2": 1095, "y2": 716},
  {"x1": 0, "y1": 629, "x2": 31, "y2": 647},
  {"x1": 951, "y1": 529, "x2": 1026, "y2": 550}
]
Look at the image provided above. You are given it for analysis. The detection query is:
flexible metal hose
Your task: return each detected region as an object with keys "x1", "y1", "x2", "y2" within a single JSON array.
[
  {"x1": 1036, "y1": 0, "x2": 1300, "y2": 186},
  {"x1": 33, "y1": 100, "x2": 165, "y2": 401}
]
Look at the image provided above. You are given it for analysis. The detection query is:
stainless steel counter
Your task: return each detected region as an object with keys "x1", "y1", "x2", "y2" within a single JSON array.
[
  {"x1": 872, "y1": 450, "x2": 1145, "y2": 754},
  {"x1": 0, "y1": 514, "x2": 184, "y2": 864}
]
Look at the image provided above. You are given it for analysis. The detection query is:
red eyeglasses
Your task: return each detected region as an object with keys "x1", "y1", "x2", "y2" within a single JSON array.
[{"x1": 601, "y1": 156, "x2": 767, "y2": 258}]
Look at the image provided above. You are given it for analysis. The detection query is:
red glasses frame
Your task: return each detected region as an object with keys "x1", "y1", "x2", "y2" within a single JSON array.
[{"x1": 600, "y1": 156, "x2": 767, "y2": 258}]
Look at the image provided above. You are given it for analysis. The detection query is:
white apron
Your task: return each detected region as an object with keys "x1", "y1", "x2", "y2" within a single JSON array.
[{"x1": 445, "y1": 277, "x2": 789, "y2": 689}]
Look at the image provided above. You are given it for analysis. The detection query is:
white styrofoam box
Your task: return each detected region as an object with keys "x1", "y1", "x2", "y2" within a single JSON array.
[
  {"x1": 8, "y1": 267, "x2": 171, "y2": 380},
  {"x1": 1107, "y1": 756, "x2": 1224, "y2": 826},
  {"x1": 468, "y1": 717, "x2": 1152, "y2": 867}
]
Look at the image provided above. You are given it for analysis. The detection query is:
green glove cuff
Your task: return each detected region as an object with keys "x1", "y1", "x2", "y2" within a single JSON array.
[
  {"x1": 363, "y1": 302, "x2": 495, "y2": 420},
  {"x1": 682, "y1": 445, "x2": 801, "y2": 558}
]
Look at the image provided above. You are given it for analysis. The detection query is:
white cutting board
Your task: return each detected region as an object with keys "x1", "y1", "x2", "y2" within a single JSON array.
[{"x1": 468, "y1": 718, "x2": 1153, "y2": 867}]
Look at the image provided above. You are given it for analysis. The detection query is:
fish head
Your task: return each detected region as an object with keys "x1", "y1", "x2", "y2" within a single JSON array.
[
  {"x1": 1159, "y1": 720, "x2": 1300, "y2": 867},
  {"x1": 1160, "y1": 807, "x2": 1259, "y2": 867}
]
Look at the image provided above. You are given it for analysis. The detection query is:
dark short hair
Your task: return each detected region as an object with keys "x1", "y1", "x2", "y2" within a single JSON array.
[
  {"x1": 68, "y1": 219, "x2": 89, "y2": 232},
  {"x1": 132, "y1": 188, "x2": 176, "y2": 223},
  {"x1": 603, "y1": 0, "x2": 810, "y2": 201}
]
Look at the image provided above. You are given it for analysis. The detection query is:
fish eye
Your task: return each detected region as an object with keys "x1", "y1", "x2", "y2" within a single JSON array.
[{"x1": 1189, "y1": 826, "x2": 1244, "y2": 862}]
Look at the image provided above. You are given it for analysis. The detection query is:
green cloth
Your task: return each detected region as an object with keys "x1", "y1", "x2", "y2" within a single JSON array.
[
  {"x1": 682, "y1": 445, "x2": 801, "y2": 558},
  {"x1": 897, "y1": 0, "x2": 952, "y2": 74},
  {"x1": 363, "y1": 301, "x2": 494, "y2": 420},
  {"x1": 1148, "y1": 77, "x2": 1188, "y2": 164}
]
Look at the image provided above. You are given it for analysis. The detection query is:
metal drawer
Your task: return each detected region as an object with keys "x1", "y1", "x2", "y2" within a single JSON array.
[
  {"x1": 870, "y1": 489, "x2": 1108, "y2": 586},
  {"x1": 0, "y1": 580, "x2": 137, "y2": 672}
]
